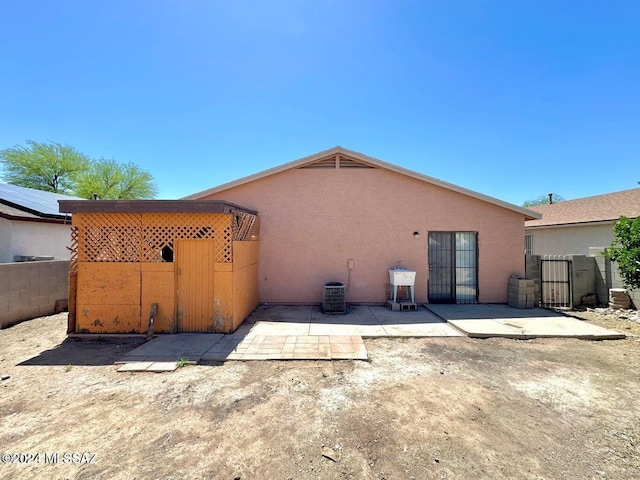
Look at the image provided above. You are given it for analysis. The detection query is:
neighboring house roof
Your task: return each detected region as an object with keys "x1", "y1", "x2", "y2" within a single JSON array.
[
  {"x1": 184, "y1": 146, "x2": 541, "y2": 220},
  {"x1": 0, "y1": 183, "x2": 79, "y2": 223},
  {"x1": 525, "y1": 188, "x2": 640, "y2": 228},
  {"x1": 0, "y1": 202, "x2": 40, "y2": 220}
]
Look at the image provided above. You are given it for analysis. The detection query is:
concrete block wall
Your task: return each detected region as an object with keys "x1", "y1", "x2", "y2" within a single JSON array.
[
  {"x1": 525, "y1": 254, "x2": 596, "y2": 307},
  {"x1": 0, "y1": 260, "x2": 69, "y2": 328},
  {"x1": 524, "y1": 255, "x2": 541, "y2": 305},
  {"x1": 508, "y1": 276, "x2": 537, "y2": 308},
  {"x1": 590, "y1": 250, "x2": 612, "y2": 305},
  {"x1": 563, "y1": 254, "x2": 596, "y2": 307},
  {"x1": 589, "y1": 247, "x2": 638, "y2": 308}
]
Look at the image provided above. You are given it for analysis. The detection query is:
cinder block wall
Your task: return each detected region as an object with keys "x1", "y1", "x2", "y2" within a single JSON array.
[
  {"x1": 563, "y1": 255, "x2": 596, "y2": 306},
  {"x1": 525, "y1": 254, "x2": 596, "y2": 307},
  {"x1": 525, "y1": 255, "x2": 541, "y2": 305},
  {"x1": 589, "y1": 248, "x2": 639, "y2": 307},
  {"x1": 0, "y1": 260, "x2": 69, "y2": 328},
  {"x1": 528, "y1": 251, "x2": 638, "y2": 308},
  {"x1": 590, "y1": 251, "x2": 612, "y2": 305}
]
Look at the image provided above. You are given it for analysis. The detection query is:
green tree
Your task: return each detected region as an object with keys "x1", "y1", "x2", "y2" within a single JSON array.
[
  {"x1": 522, "y1": 193, "x2": 565, "y2": 207},
  {"x1": 0, "y1": 140, "x2": 90, "y2": 193},
  {"x1": 74, "y1": 158, "x2": 158, "y2": 199},
  {"x1": 1, "y1": 140, "x2": 158, "y2": 199},
  {"x1": 603, "y1": 216, "x2": 640, "y2": 290}
]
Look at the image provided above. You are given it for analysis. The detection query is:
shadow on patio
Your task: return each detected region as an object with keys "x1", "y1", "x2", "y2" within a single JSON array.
[{"x1": 18, "y1": 336, "x2": 146, "y2": 367}]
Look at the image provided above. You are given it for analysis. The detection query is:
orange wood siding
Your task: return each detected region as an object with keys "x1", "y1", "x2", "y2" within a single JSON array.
[
  {"x1": 176, "y1": 239, "x2": 217, "y2": 332},
  {"x1": 232, "y1": 241, "x2": 260, "y2": 330},
  {"x1": 76, "y1": 262, "x2": 141, "y2": 333},
  {"x1": 69, "y1": 211, "x2": 258, "y2": 334},
  {"x1": 141, "y1": 262, "x2": 175, "y2": 333},
  {"x1": 213, "y1": 268, "x2": 233, "y2": 332}
]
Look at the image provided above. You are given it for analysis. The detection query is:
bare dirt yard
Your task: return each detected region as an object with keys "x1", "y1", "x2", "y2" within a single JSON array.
[{"x1": 1, "y1": 310, "x2": 639, "y2": 480}]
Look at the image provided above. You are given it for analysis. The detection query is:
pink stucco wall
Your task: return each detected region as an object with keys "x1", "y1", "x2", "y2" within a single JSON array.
[{"x1": 203, "y1": 167, "x2": 525, "y2": 304}]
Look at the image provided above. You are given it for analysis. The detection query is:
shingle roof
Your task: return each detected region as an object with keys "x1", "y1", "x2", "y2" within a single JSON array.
[{"x1": 525, "y1": 188, "x2": 640, "y2": 227}]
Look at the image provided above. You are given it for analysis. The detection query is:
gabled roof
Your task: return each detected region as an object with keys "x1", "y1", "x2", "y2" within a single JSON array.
[
  {"x1": 0, "y1": 183, "x2": 80, "y2": 222},
  {"x1": 525, "y1": 188, "x2": 640, "y2": 228},
  {"x1": 184, "y1": 146, "x2": 541, "y2": 220}
]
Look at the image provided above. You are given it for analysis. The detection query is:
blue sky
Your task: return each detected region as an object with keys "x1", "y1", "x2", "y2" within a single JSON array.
[{"x1": 1, "y1": 1, "x2": 638, "y2": 204}]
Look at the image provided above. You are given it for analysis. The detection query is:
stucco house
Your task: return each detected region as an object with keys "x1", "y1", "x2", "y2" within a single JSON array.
[
  {"x1": 524, "y1": 188, "x2": 640, "y2": 256},
  {"x1": 0, "y1": 183, "x2": 78, "y2": 263},
  {"x1": 186, "y1": 146, "x2": 540, "y2": 305},
  {"x1": 525, "y1": 188, "x2": 640, "y2": 307}
]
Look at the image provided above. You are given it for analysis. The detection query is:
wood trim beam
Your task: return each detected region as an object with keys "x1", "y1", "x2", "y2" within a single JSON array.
[{"x1": 58, "y1": 200, "x2": 258, "y2": 215}]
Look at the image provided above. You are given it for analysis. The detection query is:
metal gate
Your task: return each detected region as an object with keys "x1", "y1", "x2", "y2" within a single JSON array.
[{"x1": 540, "y1": 256, "x2": 572, "y2": 308}]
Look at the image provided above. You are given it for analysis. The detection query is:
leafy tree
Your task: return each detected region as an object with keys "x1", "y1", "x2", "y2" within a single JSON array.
[
  {"x1": 0, "y1": 140, "x2": 158, "y2": 199},
  {"x1": 0, "y1": 140, "x2": 90, "y2": 193},
  {"x1": 522, "y1": 193, "x2": 565, "y2": 207},
  {"x1": 603, "y1": 216, "x2": 640, "y2": 290},
  {"x1": 74, "y1": 158, "x2": 158, "y2": 200}
]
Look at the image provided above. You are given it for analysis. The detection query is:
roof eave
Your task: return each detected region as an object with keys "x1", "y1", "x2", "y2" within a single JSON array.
[
  {"x1": 525, "y1": 219, "x2": 616, "y2": 229},
  {"x1": 0, "y1": 199, "x2": 71, "y2": 221},
  {"x1": 58, "y1": 199, "x2": 258, "y2": 216},
  {"x1": 0, "y1": 211, "x2": 71, "y2": 224}
]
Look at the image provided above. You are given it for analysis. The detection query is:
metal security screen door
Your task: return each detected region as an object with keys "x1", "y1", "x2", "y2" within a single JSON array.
[
  {"x1": 428, "y1": 232, "x2": 478, "y2": 304},
  {"x1": 540, "y1": 256, "x2": 572, "y2": 308}
]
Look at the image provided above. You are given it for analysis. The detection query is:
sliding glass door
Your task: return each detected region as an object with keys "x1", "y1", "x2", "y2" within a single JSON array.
[{"x1": 428, "y1": 232, "x2": 478, "y2": 304}]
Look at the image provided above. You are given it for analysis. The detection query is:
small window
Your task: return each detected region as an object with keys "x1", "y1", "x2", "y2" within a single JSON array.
[{"x1": 524, "y1": 234, "x2": 533, "y2": 255}]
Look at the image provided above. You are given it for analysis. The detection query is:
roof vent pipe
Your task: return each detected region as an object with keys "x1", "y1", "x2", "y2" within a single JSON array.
[{"x1": 548, "y1": 193, "x2": 553, "y2": 204}]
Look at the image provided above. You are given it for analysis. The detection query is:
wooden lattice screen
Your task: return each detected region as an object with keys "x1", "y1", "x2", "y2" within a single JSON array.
[
  {"x1": 72, "y1": 211, "x2": 258, "y2": 264},
  {"x1": 67, "y1": 226, "x2": 79, "y2": 333},
  {"x1": 233, "y1": 212, "x2": 260, "y2": 241},
  {"x1": 141, "y1": 212, "x2": 233, "y2": 263}
]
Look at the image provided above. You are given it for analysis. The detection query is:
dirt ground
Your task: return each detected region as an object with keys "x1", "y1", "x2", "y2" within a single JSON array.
[{"x1": 1, "y1": 310, "x2": 639, "y2": 480}]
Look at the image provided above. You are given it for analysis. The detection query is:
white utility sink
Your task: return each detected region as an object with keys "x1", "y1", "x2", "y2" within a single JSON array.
[
  {"x1": 388, "y1": 268, "x2": 416, "y2": 286},
  {"x1": 388, "y1": 268, "x2": 416, "y2": 303}
]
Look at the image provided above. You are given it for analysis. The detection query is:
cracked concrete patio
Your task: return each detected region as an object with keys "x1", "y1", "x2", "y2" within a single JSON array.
[{"x1": 114, "y1": 304, "x2": 625, "y2": 371}]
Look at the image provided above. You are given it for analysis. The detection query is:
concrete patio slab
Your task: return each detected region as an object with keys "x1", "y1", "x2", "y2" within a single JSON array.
[
  {"x1": 248, "y1": 305, "x2": 314, "y2": 323},
  {"x1": 116, "y1": 303, "x2": 622, "y2": 370},
  {"x1": 248, "y1": 321, "x2": 310, "y2": 336},
  {"x1": 371, "y1": 305, "x2": 444, "y2": 324},
  {"x1": 116, "y1": 361, "x2": 179, "y2": 372},
  {"x1": 309, "y1": 323, "x2": 389, "y2": 336},
  {"x1": 427, "y1": 304, "x2": 626, "y2": 339},
  {"x1": 201, "y1": 335, "x2": 368, "y2": 361},
  {"x1": 146, "y1": 362, "x2": 179, "y2": 372},
  {"x1": 116, "y1": 304, "x2": 462, "y2": 369},
  {"x1": 122, "y1": 333, "x2": 224, "y2": 359},
  {"x1": 381, "y1": 322, "x2": 463, "y2": 337},
  {"x1": 427, "y1": 304, "x2": 560, "y2": 320},
  {"x1": 117, "y1": 362, "x2": 154, "y2": 372},
  {"x1": 308, "y1": 304, "x2": 462, "y2": 337}
]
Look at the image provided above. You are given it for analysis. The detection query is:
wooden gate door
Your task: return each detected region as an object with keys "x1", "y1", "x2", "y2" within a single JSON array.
[{"x1": 175, "y1": 239, "x2": 217, "y2": 332}]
